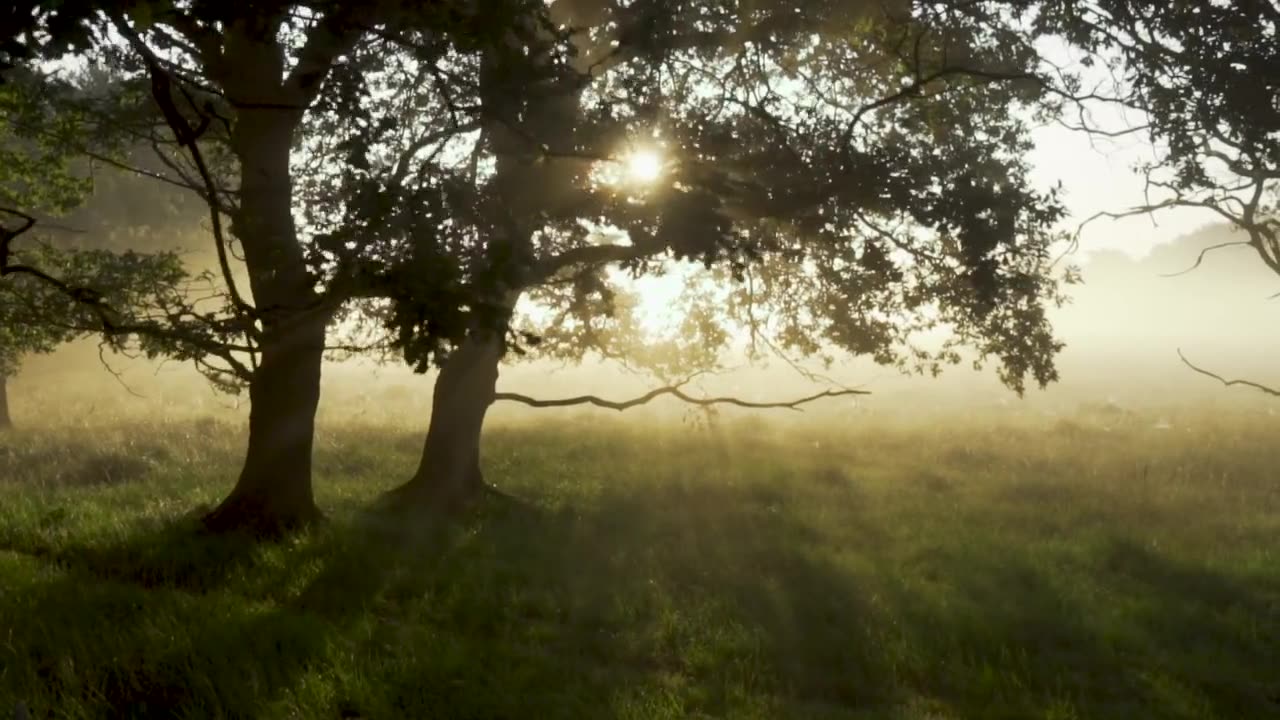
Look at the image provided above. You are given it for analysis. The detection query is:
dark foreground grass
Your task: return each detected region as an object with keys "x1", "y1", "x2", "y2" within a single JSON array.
[{"x1": 0, "y1": 409, "x2": 1278, "y2": 719}]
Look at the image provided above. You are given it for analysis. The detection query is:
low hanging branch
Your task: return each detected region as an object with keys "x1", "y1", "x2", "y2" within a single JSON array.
[
  {"x1": 1177, "y1": 348, "x2": 1280, "y2": 398},
  {"x1": 108, "y1": 12, "x2": 256, "y2": 327},
  {"x1": 2, "y1": 206, "x2": 257, "y2": 381},
  {"x1": 1, "y1": 208, "x2": 110, "y2": 312},
  {"x1": 495, "y1": 384, "x2": 869, "y2": 412}
]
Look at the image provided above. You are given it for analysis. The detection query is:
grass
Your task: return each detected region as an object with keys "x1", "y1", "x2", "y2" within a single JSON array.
[{"x1": 0, "y1": 408, "x2": 1277, "y2": 719}]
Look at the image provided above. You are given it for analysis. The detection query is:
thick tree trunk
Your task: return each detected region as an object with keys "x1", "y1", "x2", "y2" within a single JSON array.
[
  {"x1": 200, "y1": 66, "x2": 326, "y2": 535},
  {"x1": 201, "y1": 309, "x2": 328, "y2": 535},
  {"x1": 0, "y1": 374, "x2": 11, "y2": 430},
  {"x1": 387, "y1": 331, "x2": 504, "y2": 512}
]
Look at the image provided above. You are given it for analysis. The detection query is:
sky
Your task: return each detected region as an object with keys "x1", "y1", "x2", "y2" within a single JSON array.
[
  {"x1": 1028, "y1": 122, "x2": 1219, "y2": 261},
  {"x1": 1023, "y1": 38, "x2": 1223, "y2": 261}
]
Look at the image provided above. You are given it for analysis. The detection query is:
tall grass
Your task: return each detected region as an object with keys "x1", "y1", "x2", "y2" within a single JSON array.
[{"x1": 1, "y1": 408, "x2": 1277, "y2": 719}]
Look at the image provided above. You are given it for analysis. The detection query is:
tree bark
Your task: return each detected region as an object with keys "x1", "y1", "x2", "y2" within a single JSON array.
[
  {"x1": 0, "y1": 373, "x2": 11, "y2": 430},
  {"x1": 387, "y1": 330, "x2": 505, "y2": 512},
  {"x1": 201, "y1": 309, "x2": 328, "y2": 535},
  {"x1": 200, "y1": 56, "x2": 327, "y2": 536}
]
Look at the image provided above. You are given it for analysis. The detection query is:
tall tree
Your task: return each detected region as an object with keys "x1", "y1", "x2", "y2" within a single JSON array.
[
  {"x1": 3, "y1": 0, "x2": 562, "y2": 533},
  {"x1": 306, "y1": 0, "x2": 1078, "y2": 509},
  {"x1": 5, "y1": 1, "x2": 1085, "y2": 527}
]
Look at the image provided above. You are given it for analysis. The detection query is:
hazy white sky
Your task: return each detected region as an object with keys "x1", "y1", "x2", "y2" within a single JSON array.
[
  {"x1": 1028, "y1": 122, "x2": 1218, "y2": 261},
  {"x1": 1023, "y1": 38, "x2": 1222, "y2": 261}
]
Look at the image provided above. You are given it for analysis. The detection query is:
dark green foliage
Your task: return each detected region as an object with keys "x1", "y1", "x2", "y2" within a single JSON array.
[
  {"x1": 1, "y1": 61, "x2": 225, "y2": 388},
  {"x1": 1, "y1": 64, "x2": 193, "y2": 383},
  {"x1": 282, "y1": 0, "x2": 1077, "y2": 393},
  {"x1": 0, "y1": 78, "x2": 92, "y2": 214},
  {"x1": 0, "y1": 241, "x2": 188, "y2": 376},
  {"x1": 6, "y1": 1, "x2": 1080, "y2": 393}
]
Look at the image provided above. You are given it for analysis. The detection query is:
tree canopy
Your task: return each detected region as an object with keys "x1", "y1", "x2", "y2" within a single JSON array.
[
  {"x1": 315, "y1": 0, "x2": 1074, "y2": 393},
  {"x1": 0, "y1": 0, "x2": 1185, "y2": 530}
]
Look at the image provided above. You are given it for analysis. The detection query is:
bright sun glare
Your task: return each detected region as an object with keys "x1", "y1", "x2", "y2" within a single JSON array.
[{"x1": 625, "y1": 149, "x2": 664, "y2": 183}]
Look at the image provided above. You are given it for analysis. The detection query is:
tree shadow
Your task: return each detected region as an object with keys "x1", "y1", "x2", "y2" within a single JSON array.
[
  {"x1": 0, "y1": 513, "x2": 267, "y2": 595},
  {"x1": 326, "y1": 476, "x2": 893, "y2": 718},
  {"x1": 2, "y1": 473, "x2": 1277, "y2": 719},
  {"x1": 870, "y1": 532, "x2": 1280, "y2": 719},
  {"x1": 353, "y1": 474, "x2": 1279, "y2": 718},
  {"x1": 0, "y1": 505, "x2": 432, "y2": 715}
]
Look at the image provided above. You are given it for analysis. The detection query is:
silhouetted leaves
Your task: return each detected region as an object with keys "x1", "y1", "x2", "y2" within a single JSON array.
[{"x1": 3, "y1": 0, "x2": 1088, "y2": 394}]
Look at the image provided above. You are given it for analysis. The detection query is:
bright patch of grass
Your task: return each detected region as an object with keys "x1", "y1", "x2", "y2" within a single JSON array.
[{"x1": 0, "y1": 410, "x2": 1277, "y2": 719}]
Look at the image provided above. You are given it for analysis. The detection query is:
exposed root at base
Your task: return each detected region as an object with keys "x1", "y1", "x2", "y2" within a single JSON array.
[{"x1": 199, "y1": 498, "x2": 325, "y2": 539}]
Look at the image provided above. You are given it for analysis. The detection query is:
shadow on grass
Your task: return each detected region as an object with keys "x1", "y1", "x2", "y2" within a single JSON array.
[
  {"x1": 0, "y1": 514, "x2": 395, "y2": 717},
  {"x1": 1, "y1": 474, "x2": 1277, "y2": 719}
]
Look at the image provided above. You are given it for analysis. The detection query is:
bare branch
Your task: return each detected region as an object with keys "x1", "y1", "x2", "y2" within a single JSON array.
[
  {"x1": 1177, "y1": 348, "x2": 1280, "y2": 397},
  {"x1": 110, "y1": 12, "x2": 258, "y2": 339},
  {"x1": 495, "y1": 384, "x2": 869, "y2": 412},
  {"x1": 1159, "y1": 241, "x2": 1252, "y2": 278},
  {"x1": 96, "y1": 342, "x2": 147, "y2": 399}
]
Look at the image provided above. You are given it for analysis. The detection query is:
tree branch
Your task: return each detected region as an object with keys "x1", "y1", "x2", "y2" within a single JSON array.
[
  {"x1": 163, "y1": 9, "x2": 224, "y2": 76},
  {"x1": 2, "y1": 207, "x2": 255, "y2": 382},
  {"x1": 1159, "y1": 241, "x2": 1252, "y2": 277},
  {"x1": 110, "y1": 12, "x2": 257, "y2": 337},
  {"x1": 495, "y1": 384, "x2": 869, "y2": 412},
  {"x1": 1, "y1": 208, "x2": 109, "y2": 312},
  {"x1": 1177, "y1": 348, "x2": 1280, "y2": 398},
  {"x1": 283, "y1": 4, "x2": 378, "y2": 105},
  {"x1": 535, "y1": 242, "x2": 655, "y2": 283}
]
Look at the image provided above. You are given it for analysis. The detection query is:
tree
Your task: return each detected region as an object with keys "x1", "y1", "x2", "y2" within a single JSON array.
[
  {"x1": 1036, "y1": 0, "x2": 1279, "y2": 392},
  {"x1": 4, "y1": 1, "x2": 1079, "y2": 527},
  {"x1": 1, "y1": 73, "x2": 87, "y2": 429},
  {"x1": 3, "y1": 1, "x2": 550, "y2": 533},
  {"x1": 2, "y1": 63, "x2": 224, "y2": 429},
  {"x1": 303, "y1": 0, "x2": 1078, "y2": 510},
  {"x1": 0, "y1": 229, "x2": 191, "y2": 426}
]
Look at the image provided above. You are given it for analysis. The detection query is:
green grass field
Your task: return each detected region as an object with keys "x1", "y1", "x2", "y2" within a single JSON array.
[{"x1": 0, "y1": 408, "x2": 1277, "y2": 719}]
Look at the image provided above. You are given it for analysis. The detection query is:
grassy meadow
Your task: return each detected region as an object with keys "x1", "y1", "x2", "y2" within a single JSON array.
[{"x1": 0, "y1": 400, "x2": 1278, "y2": 719}]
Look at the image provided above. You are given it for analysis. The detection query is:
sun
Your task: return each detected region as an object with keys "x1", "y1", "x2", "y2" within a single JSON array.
[{"x1": 625, "y1": 149, "x2": 664, "y2": 184}]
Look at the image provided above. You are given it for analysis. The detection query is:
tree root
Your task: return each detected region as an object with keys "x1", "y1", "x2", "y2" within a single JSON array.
[{"x1": 199, "y1": 496, "x2": 325, "y2": 539}]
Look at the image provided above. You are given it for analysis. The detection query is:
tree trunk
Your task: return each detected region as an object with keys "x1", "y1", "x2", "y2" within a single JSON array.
[
  {"x1": 0, "y1": 374, "x2": 11, "y2": 430},
  {"x1": 201, "y1": 309, "x2": 328, "y2": 535},
  {"x1": 200, "y1": 62, "x2": 326, "y2": 536},
  {"x1": 387, "y1": 331, "x2": 505, "y2": 512}
]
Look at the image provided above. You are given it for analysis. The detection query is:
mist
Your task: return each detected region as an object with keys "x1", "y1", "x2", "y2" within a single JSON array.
[
  {"x1": 11, "y1": 221, "x2": 1277, "y2": 431},
  {"x1": 4, "y1": 2, "x2": 1279, "y2": 718}
]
